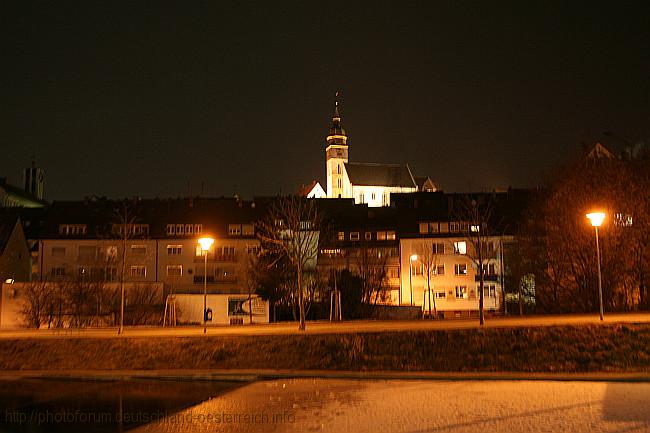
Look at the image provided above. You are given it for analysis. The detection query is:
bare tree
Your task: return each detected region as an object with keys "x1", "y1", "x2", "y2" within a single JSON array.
[
  {"x1": 454, "y1": 195, "x2": 495, "y2": 326},
  {"x1": 256, "y1": 196, "x2": 322, "y2": 331},
  {"x1": 112, "y1": 200, "x2": 139, "y2": 334},
  {"x1": 19, "y1": 282, "x2": 50, "y2": 328},
  {"x1": 354, "y1": 245, "x2": 389, "y2": 307},
  {"x1": 416, "y1": 240, "x2": 442, "y2": 318}
]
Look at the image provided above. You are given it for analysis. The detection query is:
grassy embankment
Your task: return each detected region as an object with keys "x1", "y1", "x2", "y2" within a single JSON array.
[{"x1": 1, "y1": 324, "x2": 648, "y2": 372}]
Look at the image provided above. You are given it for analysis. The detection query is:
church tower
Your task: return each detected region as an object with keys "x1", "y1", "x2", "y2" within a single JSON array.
[{"x1": 325, "y1": 94, "x2": 349, "y2": 198}]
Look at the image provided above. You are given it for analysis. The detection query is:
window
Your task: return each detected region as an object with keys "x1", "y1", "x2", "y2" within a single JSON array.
[
  {"x1": 166, "y1": 224, "x2": 175, "y2": 235},
  {"x1": 130, "y1": 266, "x2": 146, "y2": 278},
  {"x1": 360, "y1": 193, "x2": 365, "y2": 203},
  {"x1": 185, "y1": 224, "x2": 193, "y2": 235},
  {"x1": 246, "y1": 245, "x2": 260, "y2": 254},
  {"x1": 113, "y1": 224, "x2": 149, "y2": 236},
  {"x1": 429, "y1": 222, "x2": 439, "y2": 233},
  {"x1": 453, "y1": 241, "x2": 467, "y2": 255},
  {"x1": 365, "y1": 232, "x2": 372, "y2": 241},
  {"x1": 176, "y1": 224, "x2": 184, "y2": 235},
  {"x1": 58, "y1": 224, "x2": 87, "y2": 235},
  {"x1": 229, "y1": 224, "x2": 242, "y2": 235},
  {"x1": 432, "y1": 243, "x2": 445, "y2": 254},
  {"x1": 450, "y1": 222, "x2": 460, "y2": 232},
  {"x1": 106, "y1": 246, "x2": 118, "y2": 259},
  {"x1": 350, "y1": 232, "x2": 360, "y2": 241},
  {"x1": 337, "y1": 164, "x2": 341, "y2": 174},
  {"x1": 389, "y1": 267, "x2": 400, "y2": 278},
  {"x1": 435, "y1": 291, "x2": 446, "y2": 299},
  {"x1": 481, "y1": 284, "x2": 496, "y2": 298},
  {"x1": 194, "y1": 224, "x2": 203, "y2": 234},
  {"x1": 454, "y1": 263, "x2": 467, "y2": 275},
  {"x1": 455, "y1": 286, "x2": 467, "y2": 299},
  {"x1": 382, "y1": 193, "x2": 389, "y2": 206},
  {"x1": 411, "y1": 263, "x2": 423, "y2": 276},
  {"x1": 78, "y1": 267, "x2": 88, "y2": 278},
  {"x1": 377, "y1": 231, "x2": 386, "y2": 241},
  {"x1": 419, "y1": 223, "x2": 429, "y2": 234},
  {"x1": 242, "y1": 224, "x2": 254, "y2": 236},
  {"x1": 167, "y1": 245, "x2": 182, "y2": 255},
  {"x1": 166, "y1": 265, "x2": 183, "y2": 277},
  {"x1": 337, "y1": 179, "x2": 342, "y2": 188},
  {"x1": 51, "y1": 247, "x2": 66, "y2": 257},
  {"x1": 615, "y1": 213, "x2": 633, "y2": 227},
  {"x1": 386, "y1": 231, "x2": 396, "y2": 240},
  {"x1": 51, "y1": 267, "x2": 66, "y2": 277},
  {"x1": 371, "y1": 192, "x2": 376, "y2": 201},
  {"x1": 460, "y1": 222, "x2": 470, "y2": 232},
  {"x1": 131, "y1": 245, "x2": 147, "y2": 255},
  {"x1": 439, "y1": 222, "x2": 449, "y2": 233},
  {"x1": 435, "y1": 264, "x2": 445, "y2": 275},
  {"x1": 483, "y1": 263, "x2": 496, "y2": 275},
  {"x1": 337, "y1": 232, "x2": 345, "y2": 241}
]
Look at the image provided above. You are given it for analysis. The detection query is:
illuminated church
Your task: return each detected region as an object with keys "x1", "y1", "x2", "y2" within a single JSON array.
[{"x1": 307, "y1": 98, "x2": 436, "y2": 207}]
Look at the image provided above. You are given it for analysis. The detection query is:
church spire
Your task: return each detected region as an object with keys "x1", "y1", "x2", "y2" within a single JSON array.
[{"x1": 327, "y1": 91, "x2": 347, "y2": 145}]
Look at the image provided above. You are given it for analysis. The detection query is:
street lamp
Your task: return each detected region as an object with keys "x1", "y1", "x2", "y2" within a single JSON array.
[
  {"x1": 198, "y1": 236, "x2": 215, "y2": 333},
  {"x1": 586, "y1": 212, "x2": 605, "y2": 321},
  {"x1": 409, "y1": 254, "x2": 418, "y2": 306}
]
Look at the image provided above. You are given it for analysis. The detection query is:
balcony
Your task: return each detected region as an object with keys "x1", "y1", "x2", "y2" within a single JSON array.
[
  {"x1": 193, "y1": 253, "x2": 237, "y2": 263},
  {"x1": 475, "y1": 274, "x2": 499, "y2": 282},
  {"x1": 193, "y1": 275, "x2": 238, "y2": 284}
]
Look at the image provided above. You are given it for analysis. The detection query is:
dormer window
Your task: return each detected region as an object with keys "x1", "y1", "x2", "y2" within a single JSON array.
[{"x1": 59, "y1": 224, "x2": 87, "y2": 235}]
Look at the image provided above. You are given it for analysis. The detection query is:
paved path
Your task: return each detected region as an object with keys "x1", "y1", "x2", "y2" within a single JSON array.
[
  {"x1": 131, "y1": 379, "x2": 650, "y2": 433},
  {"x1": 1, "y1": 313, "x2": 649, "y2": 339}
]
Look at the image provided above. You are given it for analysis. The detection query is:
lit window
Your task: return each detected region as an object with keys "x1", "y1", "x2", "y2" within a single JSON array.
[
  {"x1": 455, "y1": 286, "x2": 467, "y2": 299},
  {"x1": 454, "y1": 263, "x2": 467, "y2": 275},
  {"x1": 167, "y1": 245, "x2": 182, "y2": 255},
  {"x1": 386, "y1": 231, "x2": 396, "y2": 240},
  {"x1": 377, "y1": 231, "x2": 386, "y2": 241},
  {"x1": 337, "y1": 232, "x2": 345, "y2": 241},
  {"x1": 130, "y1": 266, "x2": 146, "y2": 278},
  {"x1": 58, "y1": 224, "x2": 87, "y2": 235},
  {"x1": 454, "y1": 241, "x2": 467, "y2": 255},
  {"x1": 130, "y1": 245, "x2": 147, "y2": 255},
  {"x1": 166, "y1": 265, "x2": 182, "y2": 277},
  {"x1": 51, "y1": 267, "x2": 66, "y2": 277}
]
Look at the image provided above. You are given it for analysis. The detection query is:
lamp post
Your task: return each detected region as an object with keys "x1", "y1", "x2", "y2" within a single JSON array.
[
  {"x1": 409, "y1": 254, "x2": 418, "y2": 306},
  {"x1": 586, "y1": 212, "x2": 605, "y2": 321},
  {"x1": 198, "y1": 237, "x2": 215, "y2": 333}
]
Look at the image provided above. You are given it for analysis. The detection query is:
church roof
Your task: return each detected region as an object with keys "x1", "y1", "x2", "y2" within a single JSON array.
[{"x1": 344, "y1": 163, "x2": 417, "y2": 188}]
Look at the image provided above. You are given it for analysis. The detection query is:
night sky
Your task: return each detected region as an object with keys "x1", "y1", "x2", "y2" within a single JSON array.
[{"x1": 2, "y1": 2, "x2": 648, "y2": 200}]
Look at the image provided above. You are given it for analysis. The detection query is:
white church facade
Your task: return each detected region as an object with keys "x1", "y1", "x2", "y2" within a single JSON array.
[{"x1": 308, "y1": 99, "x2": 436, "y2": 206}]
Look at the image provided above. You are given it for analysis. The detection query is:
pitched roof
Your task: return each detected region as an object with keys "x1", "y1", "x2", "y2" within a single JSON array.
[
  {"x1": 0, "y1": 214, "x2": 20, "y2": 255},
  {"x1": 344, "y1": 163, "x2": 416, "y2": 188}
]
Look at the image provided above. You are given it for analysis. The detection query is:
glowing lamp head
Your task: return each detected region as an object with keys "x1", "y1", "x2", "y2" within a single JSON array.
[
  {"x1": 410, "y1": 254, "x2": 418, "y2": 262},
  {"x1": 198, "y1": 237, "x2": 215, "y2": 252},
  {"x1": 586, "y1": 212, "x2": 606, "y2": 227}
]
